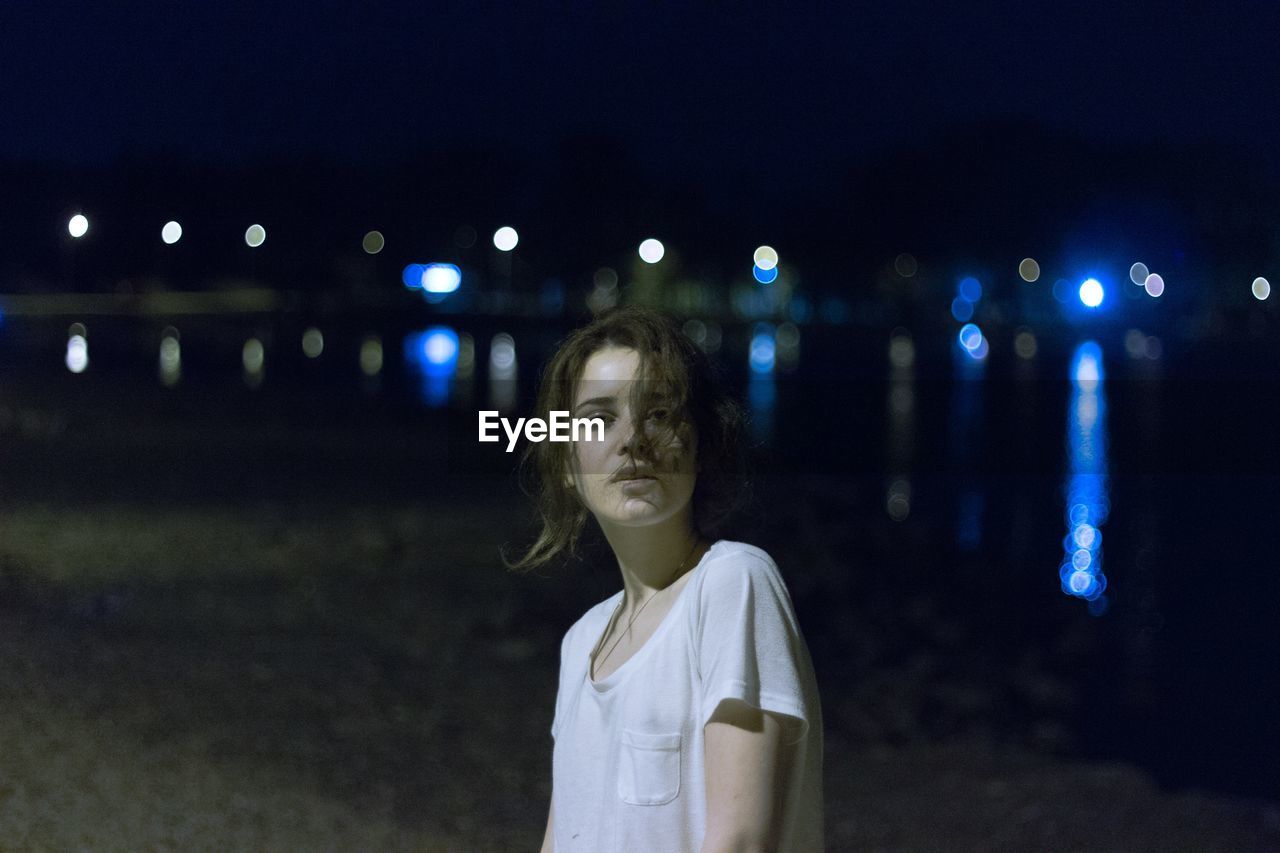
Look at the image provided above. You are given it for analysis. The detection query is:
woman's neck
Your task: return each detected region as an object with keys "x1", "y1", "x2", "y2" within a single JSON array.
[{"x1": 601, "y1": 513, "x2": 707, "y2": 615}]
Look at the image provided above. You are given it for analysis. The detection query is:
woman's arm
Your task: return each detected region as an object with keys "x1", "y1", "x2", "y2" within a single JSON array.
[
  {"x1": 539, "y1": 790, "x2": 554, "y2": 853},
  {"x1": 701, "y1": 700, "x2": 788, "y2": 853}
]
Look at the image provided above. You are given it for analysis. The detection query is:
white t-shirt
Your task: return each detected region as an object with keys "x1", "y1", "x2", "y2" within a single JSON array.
[{"x1": 550, "y1": 539, "x2": 824, "y2": 852}]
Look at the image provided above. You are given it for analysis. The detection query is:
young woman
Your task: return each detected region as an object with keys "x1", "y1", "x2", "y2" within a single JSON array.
[{"x1": 507, "y1": 306, "x2": 823, "y2": 852}]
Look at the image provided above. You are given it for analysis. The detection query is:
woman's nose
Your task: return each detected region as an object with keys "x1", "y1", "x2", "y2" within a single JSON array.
[{"x1": 617, "y1": 415, "x2": 652, "y2": 457}]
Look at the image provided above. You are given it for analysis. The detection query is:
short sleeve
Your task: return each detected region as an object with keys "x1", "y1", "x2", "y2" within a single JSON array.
[
  {"x1": 695, "y1": 553, "x2": 812, "y2": 745},
  {"x1": 551, "y1": 625, "x2": 572, "y2": 741}
]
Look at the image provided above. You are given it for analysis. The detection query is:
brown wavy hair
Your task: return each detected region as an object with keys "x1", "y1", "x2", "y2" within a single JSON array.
[{"x1": 503, "y1": 306, "x2": 749, "y2": 573}]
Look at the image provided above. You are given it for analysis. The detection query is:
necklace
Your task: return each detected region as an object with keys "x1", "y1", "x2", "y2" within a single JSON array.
[{"x1": 591, "y1": 539, "x2": 703, "y2": 681}]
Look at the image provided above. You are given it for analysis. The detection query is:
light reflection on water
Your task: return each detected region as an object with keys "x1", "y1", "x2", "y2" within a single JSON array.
[
  {"x1": 1061, "y1": 340, "x2": 1112, "y2": 613},
  {"x1": 949, "y1": 327, "x2": 988, "y2": 551},
  {"x1": 884, "y1": 328, "x2": 916, "y2": 521}
]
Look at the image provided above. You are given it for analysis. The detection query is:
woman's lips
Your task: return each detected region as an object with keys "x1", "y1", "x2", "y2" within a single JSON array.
[{"x1": 617, "y1": 476, "x2": 657, "y2": 492}]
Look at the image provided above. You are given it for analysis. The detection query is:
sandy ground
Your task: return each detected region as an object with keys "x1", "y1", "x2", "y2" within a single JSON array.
[{"x1": 1, "y1": 496, "x2": 1278, "y2": 852}]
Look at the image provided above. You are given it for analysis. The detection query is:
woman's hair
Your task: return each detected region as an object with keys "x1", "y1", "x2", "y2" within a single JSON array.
[{"x1": 504, "y1": 306, "x2": 748, "y2": 573}]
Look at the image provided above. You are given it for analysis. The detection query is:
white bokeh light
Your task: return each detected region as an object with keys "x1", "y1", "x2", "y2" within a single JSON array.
[
  {"x1": 754, "y1": 245, "x2": 779, "y2": 271},
  {"x1": 161, "y1": 221, "x2": 183, "y2": 244},
  {"x1": 1252, "y1": 277, "x2": 1270, "y2": 301},
  {"x1": 1144, "y1": 273, "x2": 1165, "y2": 298},
  {"x1": 244, "y1": 224, "x2": 266, "y2": 248},
  {"x1": 68, "y1": 214, "x2": 89, "y2": 238},
  {"x1": 302, "y1": 327, "x2": 324, "y2": 359},
  {"x1": 243, "y1": 338, "x2": 265, "y2": 373},
  {"x1": 639, "y1": 238, "x2": 665, "y2": 264},
  {"x1": 360, "y1": 335, "x2": 383, "y2": 376},
  {"x1": 1079, "y1": 278, "x2": 1104, "y2": 307},
  {"x1": 493, "y1": 226, "x2": 519, "y2": 252},
  {"x1": 159, "y1": 329, "x2": 181, "y2": 387},
  {"x1": 66, "y1": 335, "x2": 89, "y2": 373}
]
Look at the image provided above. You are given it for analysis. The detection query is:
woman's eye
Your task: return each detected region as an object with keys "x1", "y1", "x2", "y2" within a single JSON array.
[{"x1": 647, "y1": 408, "x2": 669, "y2": 421}]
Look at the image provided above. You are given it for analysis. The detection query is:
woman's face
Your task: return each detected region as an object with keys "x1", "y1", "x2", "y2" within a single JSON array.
[{"x1": 565, "y1": 346, "x2": 698, "y2": 530}]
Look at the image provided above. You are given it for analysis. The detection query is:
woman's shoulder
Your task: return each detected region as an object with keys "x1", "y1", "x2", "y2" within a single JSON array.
[
  {"x1": 690, "y1": 539, "x2": 794, "y2": 607},
  {"x1": 699, "y1": 539, "x2": 784, "y2": 585}
]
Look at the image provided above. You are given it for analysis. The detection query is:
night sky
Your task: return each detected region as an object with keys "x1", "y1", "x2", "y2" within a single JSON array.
[{"x1": 4, "y1": 1, "x2": 1277, "y2": 186}]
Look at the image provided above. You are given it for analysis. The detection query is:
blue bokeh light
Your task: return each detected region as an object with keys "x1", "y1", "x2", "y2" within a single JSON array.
[
  {"x1": 404, "y1": 326, "x2": 459, "y2": 408},
  {"x1": 950, "y1": 296, "x2": 974, "y2": 322},
  {"x1": 753, "y1": 264, "x2": 779, "y2": 284},
  {"x1": 402, "y1": 264, "x2": 426, "y2": 290},
  {"x1": 959, "y1": 276, "x2": 983, "y2": 302},
  {"x1": 749, "y1": 325, "x2": 776, "y2": 373},
  {"x1": 958, "y1": 323, "x2": 983, "y2": 352}
]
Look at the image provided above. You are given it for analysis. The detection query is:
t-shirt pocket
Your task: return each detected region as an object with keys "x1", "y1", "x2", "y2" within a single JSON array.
[{"x1": 616, "y1": 729, "x2": 682, "y2": 805}]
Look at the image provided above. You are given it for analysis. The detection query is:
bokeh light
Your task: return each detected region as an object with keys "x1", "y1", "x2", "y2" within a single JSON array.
[
  {"x1": 1124, "y1": 329, "x2": 1147, "y2": 359},
  {"x1": 753, "y1": 264, "x2": 779, "y2": 284},
  {"x1": 242, "y1": 338, "x2": 265, "y2": 374},
  {"x1": 959, "y1": 276, "x2": 982, "y2": 302},
  {"x1": 753, "y1": 245, "x2": 779, "y2": 271},
  {"x1": 1079, "y1": 278, "x2": 1104, "y2": 307},
  {"x1": 594, "y1": 267, "x2": 618, "y2": 290},
  {"x1": 639, "y1": 238, "x2": 665, "y2": 264},
  {"x1": 588, "y1": 268, "x2": 620, "y2": 314},
  {"x1": 950, "y1": 296, "x2": 974, "y2": 322},
  {"x1": 490, "y1": 333, "x2": 517, "y2": 376},
  {"x1": 886, "y1": 478, "x2": 911, "y2": 521},
  {"x1": 406, "y1": 327, "x2": 460, "y2": 408},
  {"x1": 958, "y1": 323, "x2": 983, "y2": 352},
  {"x1": 302, "y1": 327, "x2": 324, "y2": 359},
  {"x1": 456, "y1": 333, "x2": 476, "y2": 380},
  {"x1": 775, "y1": 322, "x2": 800, "y2": 369},
  {"x1": 894, "y1": 253, "x2": 918, "y2": 278},
  {"x1": 159, "y1": 327, "x2": 181, "y2": 387},
  {"x1": 493, "y1": 226, "x2": 519, "y2": 252},
  {"x1": 68, "y1": 214, "x2": 89, "y2": 238},
  {"x1": 360, "y1": 335, "x2": 383, "y2": 376},
  {"x1": 683, "y1": 319, "x2": 707, "y2": 347},
  {"x1": 423, "y1": 328, "x2": 459, "y2": 366},
  {"x1": 1018, "y1": 258, "x2": 1040, "y2": 282},
  {"x1": 66, "y1": 334, "x2": 88, "y2": 373},
  {"x1": 1014, "y1": 329, "x2": 1038, "y2": 360},
  {"x1": 362, "y1": 230, "x2": 385, "y2": 254},
  {"x1": 423, "y1": 263, "x2": 462, "y2": 294},
  {"x1": 749, "y1": 324, "x2": 776, "y2": 374},
  {"x1": 888, "y1": 332, "x2": 915, "y2": 369},
  {"x1": 1144, "y1": 273, "x2": 1165, "y2": 298},
  {"x1": 1252, "y1": 277, "x2": 1270, "y2": 300},
  {"x1": 1130, "y1": 262, "x2": 1149, "y2": 285},
  {"x1": 161, "y1": 221, "x2": 183, "y2": 244},
  {"x1": 402, "y1": 264, "x2": 426, "y2": 290},
  {"x1": 244, "y1": 224, "x2": 266, "y2": 248}
]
